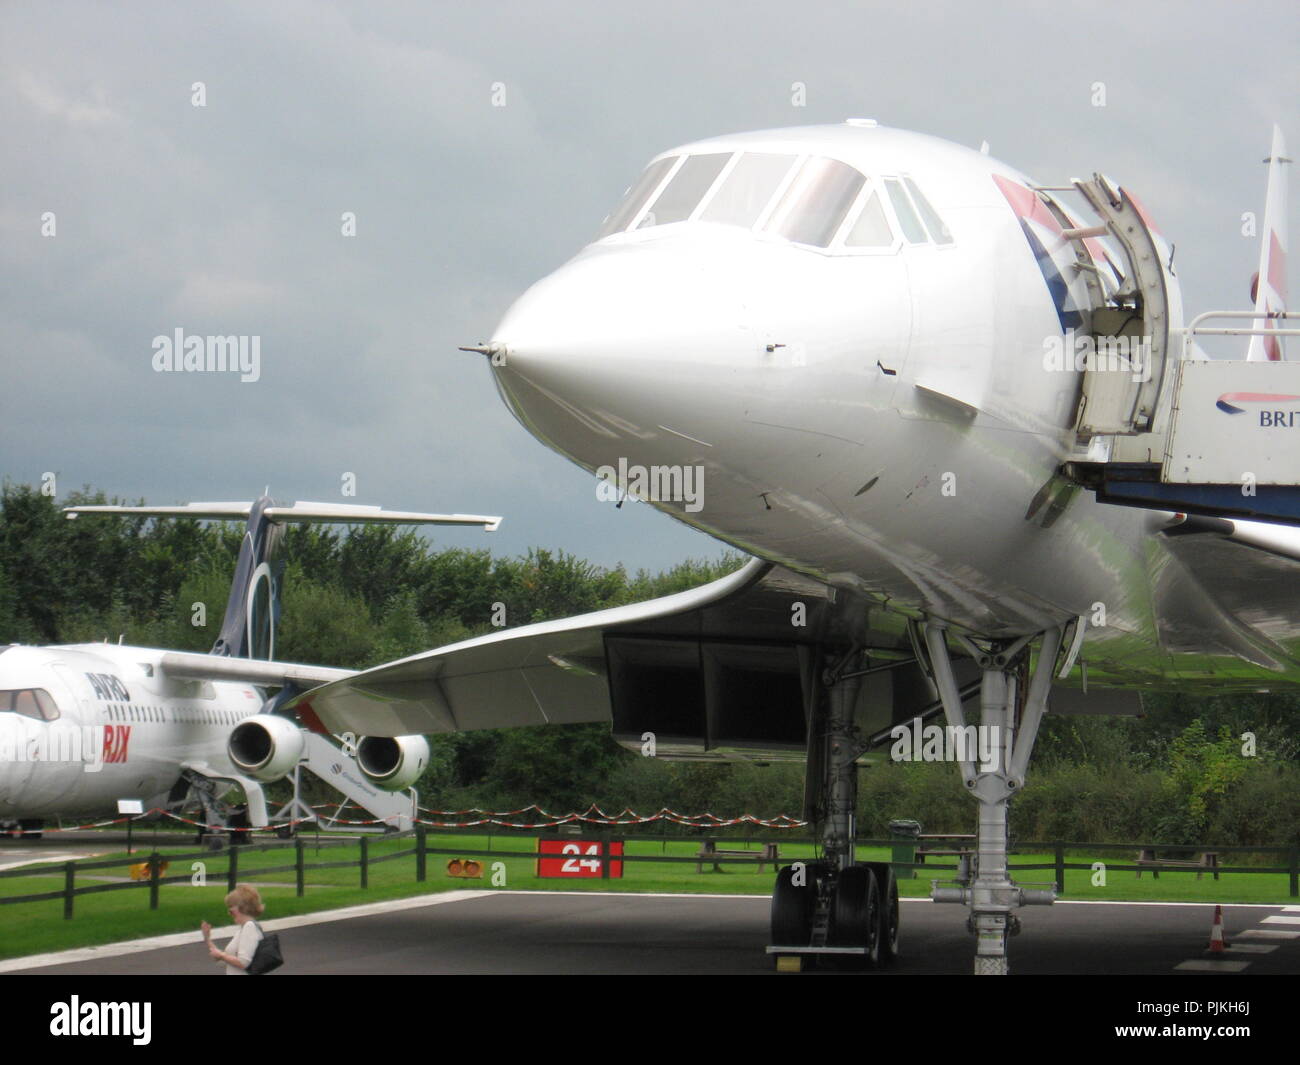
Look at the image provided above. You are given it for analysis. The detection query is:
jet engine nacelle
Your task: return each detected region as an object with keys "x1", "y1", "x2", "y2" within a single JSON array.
[
  {"x1": 228, "y1": 715, "x2": 304, "y2": 782},
  {"x1": 355, "y1": 735, "x2": 429, "y2": 791}
]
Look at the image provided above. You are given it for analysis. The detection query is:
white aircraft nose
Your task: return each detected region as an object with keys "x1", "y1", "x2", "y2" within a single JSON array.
[
  {"x1": 486, "y1": 245, "x2": 759, "y2": 460},
  {"x1": 0, "y1": 716, "x2": 22, "y2": 804}
]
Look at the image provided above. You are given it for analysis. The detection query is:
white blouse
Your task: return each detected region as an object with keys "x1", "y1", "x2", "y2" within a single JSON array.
[{"x1": 224, "y1": 920, "x2": 263, "y2": 975}]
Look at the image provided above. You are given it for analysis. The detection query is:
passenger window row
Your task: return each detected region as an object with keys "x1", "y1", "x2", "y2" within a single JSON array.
[
  {"x1": 597, "y1": 152, "x2": 953, "y2": 250},
  {"x1": 0, "y1": 688, "x2": 249, "y2": 725},
  {"x1": 101, "y1": 704, "x2": 244, "y2": 725}
]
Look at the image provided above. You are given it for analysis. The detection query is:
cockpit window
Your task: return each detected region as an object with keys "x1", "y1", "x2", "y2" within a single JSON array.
[
  {"x1": 884, "y1": 178, "x2": 927, "y2": 243},
  {"x1": 904, "y1": 177, "x2": 953, "y2": 244},
  {"x1": 635, "y1": 153, "x2": 730, "y2": 228},
  {"x1": 843, "y1": 189, "x2": 893, "y2": 247},
  {"x1": 595, "y1": 156, "x2": 678, "y2": 240},
  {"x1": 596, "y1": 152, "x2": 919, "y2": 252},
  {"x1": 1, "y1": 688, "x2": 61, "y2": 721},
  {"x1": 769, "y1": 157, "x2": 865, "y2": 247},
  {"x1": 698, "y1": 153, "x2": 795, "y2": 228}
]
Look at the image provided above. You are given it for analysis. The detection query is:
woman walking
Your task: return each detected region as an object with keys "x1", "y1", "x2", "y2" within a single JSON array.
[{"x1": 201, "y1": 884, "x2": 264, "y2": 974}]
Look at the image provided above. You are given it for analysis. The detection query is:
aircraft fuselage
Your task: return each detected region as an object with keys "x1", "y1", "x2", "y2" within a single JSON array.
[{"x1": 487, "y1": 123, "x2": 1211, "y2": 685}]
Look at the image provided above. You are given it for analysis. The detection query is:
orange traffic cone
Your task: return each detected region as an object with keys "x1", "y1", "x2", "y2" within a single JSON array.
[{"x1": 1208, "y1": 904, "x2": 1228, "y2": 952}]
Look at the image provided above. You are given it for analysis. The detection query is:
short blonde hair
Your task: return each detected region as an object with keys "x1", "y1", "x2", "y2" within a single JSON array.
[{"x1": 224, "y1": 884, "x2": 265, "y2": 917}]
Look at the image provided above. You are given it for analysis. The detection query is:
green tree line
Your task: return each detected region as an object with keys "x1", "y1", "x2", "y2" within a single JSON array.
[{"x1": 2, "y1": 482, "x2": 1297, "y2": 846}]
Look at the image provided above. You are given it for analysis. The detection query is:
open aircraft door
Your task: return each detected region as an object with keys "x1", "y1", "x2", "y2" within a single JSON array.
[{"x1": 1066, "y1": 173, "x2": 1182, "y2": 439}]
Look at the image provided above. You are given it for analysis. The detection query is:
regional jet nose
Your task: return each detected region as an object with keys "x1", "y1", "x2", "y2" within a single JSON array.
[
  {"x1": 0, "y1": 715, "x2": 22, "y2": 805},
  {"x1": 482, "y1": 243, "x2": 761, "y2": 461}
]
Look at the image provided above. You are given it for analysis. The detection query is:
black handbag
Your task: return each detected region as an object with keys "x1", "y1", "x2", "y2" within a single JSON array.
[{"x1": 246, "y1": 922, "x2": 283, "y2": 975}]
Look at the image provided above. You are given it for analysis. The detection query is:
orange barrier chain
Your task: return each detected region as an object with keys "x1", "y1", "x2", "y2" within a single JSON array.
[{"x1": 35, "y1": 805, "x2": 806, "y2": 835}]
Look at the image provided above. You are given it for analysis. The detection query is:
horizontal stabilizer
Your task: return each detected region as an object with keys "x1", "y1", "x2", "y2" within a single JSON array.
[{"x1": 65, "y1": 494, "x2": 500, "y2": 661}]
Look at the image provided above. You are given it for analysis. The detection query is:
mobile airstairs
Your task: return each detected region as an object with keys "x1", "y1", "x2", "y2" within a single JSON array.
[
  {"x1": 269, "y1": 731, "x2": 418, "y2": 835},
  {"x1": 1024, "y1": 171, "x2": 1300, "y2": 522}
]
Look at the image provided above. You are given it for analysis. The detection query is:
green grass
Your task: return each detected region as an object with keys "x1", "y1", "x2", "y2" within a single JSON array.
[{"x1": 0, "y1": 833, "x2": 1293, "y2": 962}]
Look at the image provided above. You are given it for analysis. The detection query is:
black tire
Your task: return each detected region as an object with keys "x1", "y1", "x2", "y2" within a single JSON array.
[
  {"x1": 770, "y1": 863, "x2": 816, "y2": 947},
  {"x1": 869, "y1": 863, "x2": 900, "y2": 964},
  {"x1": 19, "y1": 819, "x2": 43, "y2": 840},
  {"x1": 275, "y1": 825, "x2": 296, "y2": 840},
  {"x1": 828, "y1": 865, "x2": 881, "y2": 969}
]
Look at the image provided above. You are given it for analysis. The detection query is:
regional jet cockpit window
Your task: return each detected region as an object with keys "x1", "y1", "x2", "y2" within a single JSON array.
[
  {"x1": 1, "y1": 688, "x2": 61, "y2": 721},
  {"x1": 767, "y1": 157, "x2": 866, "y2": 248}
]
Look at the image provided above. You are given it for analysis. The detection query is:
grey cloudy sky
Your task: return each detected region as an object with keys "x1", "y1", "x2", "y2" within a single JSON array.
[{"x1": 2, "y1": 1, "x2": 1296, "y2": 573}]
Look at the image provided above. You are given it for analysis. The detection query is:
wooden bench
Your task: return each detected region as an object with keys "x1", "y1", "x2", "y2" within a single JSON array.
[
  {"x1": 915, "y1": 835, "x2": 976, "y2": 863},
  {"x1": 1134, "y1": 848, "x2": 1220, "y2": 880},
  {"x1": 696, "y1": 840, "x2": 779, "y2": 874}
]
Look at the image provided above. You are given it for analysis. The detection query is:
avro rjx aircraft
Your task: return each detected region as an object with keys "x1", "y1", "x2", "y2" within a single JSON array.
[
  {"x1": 291, "y1": 121, "x2": 1294, "y2": 974},
  {"x1": 0, "y1": 499, "x2": 499, "y2": 838}
]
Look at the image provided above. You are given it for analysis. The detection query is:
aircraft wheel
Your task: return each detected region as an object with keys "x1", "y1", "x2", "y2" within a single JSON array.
[
  {"x1": 770, "y1": 863, "x2": 816, "y2": 947},
  {"x1": 19, "y1": 819, "x2": 43, "y2": 840},
  {"x1": 871, "y1": 864, "x2": 900, "y2": 964},
  {"x1": 829, "y1": 865, "x2": 880, "y2": 969},
  {"x1": 275, "y1": 825, "x2": 296, "y2": 840}
]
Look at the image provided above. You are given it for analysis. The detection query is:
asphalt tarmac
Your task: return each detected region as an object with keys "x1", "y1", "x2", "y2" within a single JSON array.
[{"x1": 6, "y1": 890, "x2": 1298, "y2": 976}]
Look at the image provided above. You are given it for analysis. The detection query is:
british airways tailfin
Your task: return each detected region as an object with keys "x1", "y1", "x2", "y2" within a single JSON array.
[
  {"x1": 1246, "y1": 124, "x2": 1290, "y2": 362},
  {"x1": 64, "y1": 497, "x2": 501, "y2": 660}
]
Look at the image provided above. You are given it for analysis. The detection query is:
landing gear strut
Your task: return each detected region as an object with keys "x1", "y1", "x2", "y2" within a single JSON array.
[
  {"x1": 923, "y1": 624, "x2": 1063, "y2": 975},
  {"x1": 769, "y1": 651, "x2": 899, "y2": 969}
]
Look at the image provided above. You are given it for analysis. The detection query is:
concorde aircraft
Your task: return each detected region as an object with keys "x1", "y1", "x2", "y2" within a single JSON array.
[
  {"x1": 288, "y1": 121, "x2": 1294, "y2": 974},
  {"x1": 0, "y1": 498, "x2": 499, "y2": 838}
]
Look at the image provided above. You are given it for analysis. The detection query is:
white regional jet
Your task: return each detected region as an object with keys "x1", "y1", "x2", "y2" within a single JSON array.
[
  {"x1": 0, "y1": 498, "x2": 499, "y2": 839},
  {"x1": 290, "y1": 121, "x2": 1295, "y2": 974}
]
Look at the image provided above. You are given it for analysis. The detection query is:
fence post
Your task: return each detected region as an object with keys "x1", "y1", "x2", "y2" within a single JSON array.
[
  {"x1": 63, "y1": 861, "x2": 75, "y2": 920},
  {"x1": 227, "y1": 844, "x2": 238, "y2": 894},
  {"x1": 416, "y1": 826, "x2": 427, "y2": 883},
  {"x1": 296, "y1": 837, "x2": 305, "y2": 898},
  {"x1": 360, "y1": 836, "x2": 369, "y2": 889},
  {"x1": 1054, "y1": 842, "x2": 1065, "y2": 896},
  {"x1": 1289, "y1": 844, "x2": 1298, "y2": 899},
  {"x1": 148, "y1": 852, "x2": 160, "y2": 911}
]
